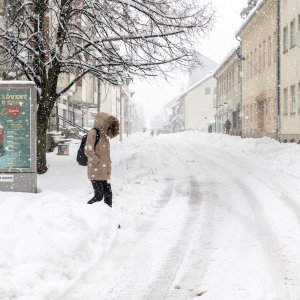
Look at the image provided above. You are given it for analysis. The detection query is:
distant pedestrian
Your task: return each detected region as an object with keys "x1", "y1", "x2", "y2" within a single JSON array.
[
  {"x1": 150, "y1": 129, "x2": 154, "y2": 137},
  {"x1": 208, "y1": 124, "x2": 212, "y2": 133},
  {"x1": 224, "y1": 119, "x2": 231, "y2": 134},
  {"x1": 85, "y1": 112, "x2": 119, "y2": 206}
]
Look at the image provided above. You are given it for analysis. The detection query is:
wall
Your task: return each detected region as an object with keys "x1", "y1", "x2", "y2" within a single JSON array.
[
  {"x1": 184, "y1": 76, "x2": 216, "y2": 132},
  {"x1": 240, "y1": 0, "x2": 277, "y2": 138},
  {"x1": 280, "y1": 0, "x2": 300, "y2": 142}
]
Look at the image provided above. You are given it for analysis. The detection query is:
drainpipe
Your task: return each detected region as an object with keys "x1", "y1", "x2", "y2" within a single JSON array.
[
  {"x1": 276, "y1": 0, "x2": 281, "y2": 141},
  {"x1": 236, "y1": 37, "x2": 243, "y2": 137},
  {"x1": 213, "y1": 74, "x2": 218, "y2": 133}
]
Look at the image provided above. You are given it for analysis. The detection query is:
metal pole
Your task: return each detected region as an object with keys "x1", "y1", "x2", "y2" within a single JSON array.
[
  {"x1": 56, "y1": 102, "x2": 59, "y2": 132},
  {"x1": 72, "y1": 101, "x2": 75, "y2": 125}
]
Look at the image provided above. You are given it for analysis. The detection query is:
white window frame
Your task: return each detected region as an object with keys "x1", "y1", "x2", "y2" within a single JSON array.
[
  {"x1": 283, "y1": 26, "x2": 289, "y2": 53},
  {"x1": 290, "y1": 85, "x2": 296, "y2": 114},
  {"x1": 290, "y1": 19, "x2": 296, "y2": 48},
  {"x1": 283, "y1": 88, "x2": 289, "y2": 115},
  {"x1": 268, "y1": 36, "x2": 272, "y2": 66},
  {"x1": 262, "y1": 40, "x2": 266, "y2": 69}
]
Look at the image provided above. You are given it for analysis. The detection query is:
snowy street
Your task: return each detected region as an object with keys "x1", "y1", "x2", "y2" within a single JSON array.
[{"x1": 1, "y1": 132, "x2": 300, "y2": 300}]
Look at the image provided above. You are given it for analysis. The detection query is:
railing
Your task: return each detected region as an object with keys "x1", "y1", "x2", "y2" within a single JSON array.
[{"x1": 56, "y1": 115, "x2": 89, "y2": 133}]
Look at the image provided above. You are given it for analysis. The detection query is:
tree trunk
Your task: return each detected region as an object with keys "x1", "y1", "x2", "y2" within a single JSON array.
[
  {"x1": 37, "y1": 113, "x2": 49, "y2": 174},
  {"x1": 35, "y1": 64, "x2": 59, "y2": 173}
]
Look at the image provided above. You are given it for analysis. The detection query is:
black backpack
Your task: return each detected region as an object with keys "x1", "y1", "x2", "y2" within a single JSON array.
[{"x1": 76, "y1": 128, "x2": 100, "y2": 166}]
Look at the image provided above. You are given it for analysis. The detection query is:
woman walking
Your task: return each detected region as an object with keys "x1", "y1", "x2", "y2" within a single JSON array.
[{"x1": 85, "y1": 112, "x2": 119, "y2": 206}]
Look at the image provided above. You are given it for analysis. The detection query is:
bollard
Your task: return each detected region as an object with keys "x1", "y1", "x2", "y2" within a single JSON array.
[{"x1": 57, "y1": 143, "x2": 69, "y2": 156}]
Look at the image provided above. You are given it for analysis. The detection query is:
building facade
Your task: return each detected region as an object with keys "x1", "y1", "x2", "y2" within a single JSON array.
[
  {"x1": 166, "y1": 75, "x2": 216, "y2": 132},
  {"x1": 214, "y1": 47, "x2": 242, "y2": 135},
  {"x1": 53, "y1": 75, "x2": 134, "y2": 137},
  {"x1": 280, "y1": 0, "x2": 300, "y2": 142},
  {"x1": 237, "y1": 0, "x2": 278, "y2": 138},
  {"x1": 184, "y1": 76, "x2": 216, "y2": 131}
]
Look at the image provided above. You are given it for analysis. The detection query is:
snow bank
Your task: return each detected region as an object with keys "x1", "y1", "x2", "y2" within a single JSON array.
[
  {"x1": 0, "y1": 142, "x2": 117, "y2": 300},
  {"x1": 1, "y1": 131, "x2": 300, "y2": 299}
]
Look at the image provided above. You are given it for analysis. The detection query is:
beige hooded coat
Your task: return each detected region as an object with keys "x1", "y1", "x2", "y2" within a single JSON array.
[{"x1": 85, "y1": 112, "x2": 119, "y2": 180}]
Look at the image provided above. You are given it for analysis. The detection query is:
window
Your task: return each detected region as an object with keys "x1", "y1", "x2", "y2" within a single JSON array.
[
  {"x1": 246, "y1": 55, "x2": 249, "y2": 80},
  {"x1": 283, "y1": 26, "x2": 289, "y2": 53},
  {"x1": 246, "y1": 105, "x2": 249, "y2": 124},
  {"x1": 250, "y1": 52, "x2": 253, "y2": 77},
  {"x1": 268, "y1": 36, "x2": 272, "y2": 66},
  {"x1": 298, "y1": 83, "x2": 300, "y2": 114},
  {"x1": 254, "y1": 48, "x2": 258, "y2": 75},
  {"x1": 262, "y1": 40, "x2": 266, "y2": 69},
  {"x1": 259, "y1": 44, "x2": 262, "y2": 73},
  {"x1": 283, "y1": 88, "x2": 288, "y2": 115},
  {"x1": 290, "y1": 85, "x2": 296, "y2": 114},
  {"x1": 274, "y1": 31, "x2": 277, "y2": 63},
  {"x1": 222, "y1": 77, "x2": 224, "y2": 95},
  {"x1": 205, "y1": 87, "x2": 211, "y2": 95},
  {"x1": 221, "y1": 77, "x2": 223, "y2": 95},
  {"x1": 226, "y1": 74, "x2": 228, "y2": 92},
  {"x1": 290, "y1": 20, "x2": 296, "y2": 48}
]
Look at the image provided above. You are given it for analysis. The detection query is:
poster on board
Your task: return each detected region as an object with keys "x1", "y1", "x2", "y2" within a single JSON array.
[
  {"x1": 0, "y1": 81, "x2": 36, "y2": 193},
  {"x1": 0, "y1": 88, "x2": 31, "y2": 169}
]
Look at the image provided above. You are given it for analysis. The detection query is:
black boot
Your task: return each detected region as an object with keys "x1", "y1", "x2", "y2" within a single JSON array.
[
  {"x1": 87, "y1": 197, "x2": 101, "y2": 204},
  {"x1": 89, "y1": 180, "x2": 104, "y2": 204}
]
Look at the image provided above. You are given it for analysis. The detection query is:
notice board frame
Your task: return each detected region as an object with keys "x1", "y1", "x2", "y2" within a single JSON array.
[{"x1": 0, "y1": 81, "x2": 37, "y2": 193}]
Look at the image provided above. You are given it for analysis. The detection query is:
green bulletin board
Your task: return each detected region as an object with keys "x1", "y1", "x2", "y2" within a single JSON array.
[{"x1": 0, "y1": 88, "x2": 31, "y2": 169}]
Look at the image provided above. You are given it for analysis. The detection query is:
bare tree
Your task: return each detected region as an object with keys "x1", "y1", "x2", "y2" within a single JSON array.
[{"x1": 0, "y1": 0, "x2": 214, "y2": 174}]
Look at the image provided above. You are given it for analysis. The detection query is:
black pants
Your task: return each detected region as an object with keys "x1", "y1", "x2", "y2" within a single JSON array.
[{"x1": 91, "y1": 180, "x2": 112, "y2": 207}]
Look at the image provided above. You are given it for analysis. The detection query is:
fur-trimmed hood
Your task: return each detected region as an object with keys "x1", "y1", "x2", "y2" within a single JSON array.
[{"x1": 94, "y1": 112, "x2": 119, "y2": 138}]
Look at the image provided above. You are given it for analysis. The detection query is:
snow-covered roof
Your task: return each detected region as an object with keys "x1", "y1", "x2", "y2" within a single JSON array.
[
  {"x1": 172, "y1": 72, "x2": 215, "y2": 101},
  {"x1": 187, "y1": 54, "x2": 218, "y2": 87},
  {"x1": 213, "y1": 45, "x2": 241, "y2": 76},
  {"x1": 235, "y1": 0, "x2": 267, "y2": 37}
]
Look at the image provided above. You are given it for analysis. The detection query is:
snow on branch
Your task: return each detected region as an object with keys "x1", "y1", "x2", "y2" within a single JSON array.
[{"x1": 0, "y1": 0, "x2": 214, "y2": 96}]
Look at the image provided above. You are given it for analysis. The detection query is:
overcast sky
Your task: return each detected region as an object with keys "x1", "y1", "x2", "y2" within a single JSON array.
[{"x1": 132, "y1": 0, "x2": 247, "y2": 127}]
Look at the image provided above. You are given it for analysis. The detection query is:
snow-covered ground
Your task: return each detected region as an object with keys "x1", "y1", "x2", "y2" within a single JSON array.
[{"x1": 1, "y1": 132, "x2": 300, "y2": 300}]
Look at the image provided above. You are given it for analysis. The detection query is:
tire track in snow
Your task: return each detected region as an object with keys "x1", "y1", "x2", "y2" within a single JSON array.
[
  {"x1": 203, "y1": 150, "x2": 300, "y2": 300},
  {"x1": 223, "y1": 152, "x2": 300, "y2": 300},
  {"x1": 167, "y1": 145, "x2": 295, "y2": 299},
  {"x1": 165, "y1": 180, "x2": 219, "y2": 300},
  {"x1": 141, "y1": 142, "x2": 220, "y2": 299},
  {"x1": 235, "y1": 179, "x2": 290, "y2": 300},
  {"x1": 145, "y1": 176, "x2": 203, "y2": 300}
]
